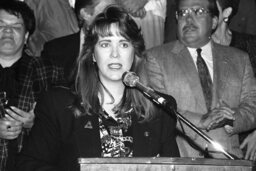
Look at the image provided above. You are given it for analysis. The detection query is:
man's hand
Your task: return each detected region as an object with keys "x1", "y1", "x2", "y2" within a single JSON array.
[
  {"x1": 200, "y1": 100, "x2": 235, "y2": 131},
  {"x1": 118, "y1": 0, "x2": 148, "y2": 14},
  {"x1": 206, "y1": 106, "x2": 235, "y2": 130},
  {"x1": 130, "y1": 8, "x2": 147, "y2": 18},
  {"x1": 240, "y1": 130, "x2": 256, "y2": 161},
  {"x1": 0, "y1": 118, "x2": 23, "y2": 140},
  {"x1": 4, "y1": 103, "x2": 36, "y2": 129}
]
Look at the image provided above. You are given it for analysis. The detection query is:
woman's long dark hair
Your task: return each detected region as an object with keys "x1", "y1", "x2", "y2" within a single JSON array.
[{"x1": 74, "y1": 5, "x2": 156, "y2": 121}]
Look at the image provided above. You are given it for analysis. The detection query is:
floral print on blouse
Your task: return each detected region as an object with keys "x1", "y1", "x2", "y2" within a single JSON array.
[{"x1": 99, "y1": 109, "x2": 133, "y2": 157}]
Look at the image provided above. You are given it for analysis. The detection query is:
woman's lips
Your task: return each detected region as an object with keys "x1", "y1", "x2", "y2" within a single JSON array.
[{"x1": 108, "y1": 63, "x2": 122, "y2": 69}]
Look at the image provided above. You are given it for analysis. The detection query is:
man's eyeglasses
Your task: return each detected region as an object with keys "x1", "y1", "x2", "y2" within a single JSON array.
[{"x1": 176, "y1": 8, "x2": 210, "y2": 19}]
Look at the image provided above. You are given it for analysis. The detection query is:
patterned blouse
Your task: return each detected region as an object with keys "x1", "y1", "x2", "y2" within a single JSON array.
[{"x1": 99, "y1": 109, "x2": 134, "y2": 157}]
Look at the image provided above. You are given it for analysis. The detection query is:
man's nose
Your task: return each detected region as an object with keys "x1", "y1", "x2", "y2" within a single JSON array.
[
  {"x1": 2, "y1": 26, "x2": 14, "y2": 33},
  {"x1": 185, "y1": 13, "x2": 195, "y2": 22}
]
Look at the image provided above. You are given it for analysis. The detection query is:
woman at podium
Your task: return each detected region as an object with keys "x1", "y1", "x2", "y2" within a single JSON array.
[{"x1": 16, "y1": 5, "x2": 180, "y2": 171}]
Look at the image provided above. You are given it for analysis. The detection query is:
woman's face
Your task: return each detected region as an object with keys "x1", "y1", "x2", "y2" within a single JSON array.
[{"x1": 93, "y1": 24, "x2": 135, "y2": 84}]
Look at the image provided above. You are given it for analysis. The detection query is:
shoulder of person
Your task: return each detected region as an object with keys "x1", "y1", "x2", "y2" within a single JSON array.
[
  {"x1": 145, "y1": 40, "x2": 179, "y2": 57},
  {"x1": 44, "y1": 32, "x2": 80, "y2": 47},
  {"x1": 19, "y1": 52, "x2": 41, "y2": 68},
  {"x1": 146, "y1": 41, "x2": 176, "y2": 53},
  {"x1": 214, "y1": 42, "x2": 249, "y2": 57},
  {"x1": 213, "y1": 42, "x2": 251, "y2": 69},
  {"x1": 144, "y1": 40, "x2": 180, "y2": 63},
  {"x1": 38, "y1": 86, "x2": 78, "y2": 108},
  {"x1": 24, "y1": 53, "x2": 61, "y2": 69}
]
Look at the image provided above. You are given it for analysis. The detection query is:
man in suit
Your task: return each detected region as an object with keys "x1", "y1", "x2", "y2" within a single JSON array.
[
  {"x1": 142, "y1": 0, "x2": 256, "y2": 159},
  {"x1": 211, "y1": 0, "x2": 256, "y2": 160},
  {"x1": 41, "y1": 0, "x2": 116, "y2": 86}
]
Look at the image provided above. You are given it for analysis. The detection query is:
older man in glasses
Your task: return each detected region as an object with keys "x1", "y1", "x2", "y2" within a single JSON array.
[{"x1": 141, "y1": 0, "x2": 256, "y2": 159}]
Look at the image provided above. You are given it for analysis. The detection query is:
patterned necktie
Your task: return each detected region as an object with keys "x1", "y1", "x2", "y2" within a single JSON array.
[{"x1": 196, "y1": 48, "x2": 212, "y2": 111}]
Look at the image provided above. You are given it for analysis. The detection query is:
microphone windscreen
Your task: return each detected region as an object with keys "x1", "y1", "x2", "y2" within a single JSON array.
[{"x1": 122, "y1": 71, "x2": 139, "y2": 87}]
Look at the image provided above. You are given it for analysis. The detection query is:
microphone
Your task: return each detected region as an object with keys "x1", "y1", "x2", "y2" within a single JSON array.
[
  {"x1": 122, "y1": 71, "x2": 167, "y2": 106},
  {"x1": 122, "y1": 71, "x2": 238, "y2": 159}
]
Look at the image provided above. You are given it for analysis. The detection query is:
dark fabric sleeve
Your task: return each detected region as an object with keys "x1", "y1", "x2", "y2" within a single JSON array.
[
  {"x1": 158, "y1": 93, "x2": 180, "y2": 157},
  {"x1": 16, "y1": 88, "x2": 73, "y2": 171},
  {"x1": 160, "y1": 109, "x2": 180, "y2": 157},
  {"x1": 32, "y1": 57, "x2": 66, "y2": 97},
  {"x1": 40, "y1": 41, "x2": 59, "y2": 65}
]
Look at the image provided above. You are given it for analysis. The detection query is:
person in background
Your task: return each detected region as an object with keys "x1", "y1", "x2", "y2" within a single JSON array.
[
  {"x1": 212, "y1": 0, "x2": 256, "y2": 76},
  {"x1": 164, "y1": 0, "x2": 178, "y2": 43},
  {"x1": 229, "y1": 0, "x2": 256, "y2": 36},
  {"x1": 24, "y1": 0, "x2": 79, "y2": 57},
  {"x1": 141, "y1": 0, "x2": 256, "y2": 159},
  {"x1": 240, "y1": 124, "x2": 256, "y2": 160},
  {"x1": 212, "y1": 0, "x2": 256, "y2": 161},
  {"x1": 0, "y1": 1, "x2": 64, "y2": 171},
  {"x1": 117, "y1": 0, "x2": 167, "y2": 49},
  {"x1": 17, "y1": 6, "x2": 179, "y2": 171},
  {"x1": 41, "y1": 0, "x2": 116, "y2": 86}
]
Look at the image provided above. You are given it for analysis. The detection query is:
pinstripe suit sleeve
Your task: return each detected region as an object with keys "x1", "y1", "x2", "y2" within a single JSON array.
[{"x1": 232, "y1": 53, "x2": 256, "y2": 134}]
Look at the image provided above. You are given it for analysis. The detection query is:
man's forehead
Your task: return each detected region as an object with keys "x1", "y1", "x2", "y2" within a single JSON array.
[
  {"x1": 0, "y1": 10, "x2": 24, "y2": 24},
  {"x1": 179, "y1": 0, "x2": 209, "y2": 9}
]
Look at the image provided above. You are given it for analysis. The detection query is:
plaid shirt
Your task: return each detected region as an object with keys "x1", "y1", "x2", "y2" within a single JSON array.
[{"x1": 0, "y1": 52, "x2": 65, "y2": 171}]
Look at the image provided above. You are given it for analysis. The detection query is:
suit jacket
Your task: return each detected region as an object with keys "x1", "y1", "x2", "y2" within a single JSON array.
[
  {"x1": 41, "y1": 32, "x2": 80, "y2": 85},
  {"x1": 17, "y1": 87, "x2": 179, "y2": 171},
  {"x1": 142, "y1": 40, "x2": 256, "y2": 158}
]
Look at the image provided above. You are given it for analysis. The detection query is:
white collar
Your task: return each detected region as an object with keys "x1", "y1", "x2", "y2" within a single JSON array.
[
  {"x1": 187, "y1": 41, "x2": 214, "y2": 80},
  {"x1": 187, "y1": 41, "x2": 213, "y2": 62}
]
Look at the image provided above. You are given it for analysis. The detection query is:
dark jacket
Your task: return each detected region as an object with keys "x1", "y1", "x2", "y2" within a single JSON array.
[
  {"x1": 230, "y1": 30, "x2": 256, "y2": 76},
  {"x1": 17, "y1": 87, "x2": 179, "y2": 171},
  {"x1": 41, "y1": 32, "x2": 80, "y2": 85}
]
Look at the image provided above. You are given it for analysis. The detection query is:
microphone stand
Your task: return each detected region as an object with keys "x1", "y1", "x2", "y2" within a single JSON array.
[
  {"x1": 154, "y1": 98, "x2": 238, "y2": 160},
  {"x1": 122, "y1": 71, "x2": 238, "y2": 160},
  {"x1": 173, "y1": 110, "x2": 237, "y2": 160}
]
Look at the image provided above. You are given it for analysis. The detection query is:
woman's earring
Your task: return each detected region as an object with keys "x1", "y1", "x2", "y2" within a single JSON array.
[
  {"x1": 223, "y1": 17, "x2": 229, "y2": 23},
  {"x1": 92, "y1": 54, "x2": 96, "y2": 63}
]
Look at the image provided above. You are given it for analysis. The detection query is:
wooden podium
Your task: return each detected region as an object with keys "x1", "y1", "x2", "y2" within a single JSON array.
[{"x1": 78, "y1": 157, "x2": 256, "y2": 171}]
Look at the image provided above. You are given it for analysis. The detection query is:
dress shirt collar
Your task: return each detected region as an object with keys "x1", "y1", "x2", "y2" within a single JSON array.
[
  {"x1": 187, "y1": 41, "x2": 213, "y2": 62},
  {"x1": 187, "y1": 41, "x2": 214, "y2": 80}
]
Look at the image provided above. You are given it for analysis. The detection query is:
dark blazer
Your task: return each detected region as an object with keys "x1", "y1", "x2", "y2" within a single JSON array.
[
  {"x1": 17, "y1": 87, "x2": 179, "y2": 171},
  {"x1": 231, "y1": 30, "x2": 256, "y2": 76},
  {"x1": 41, "y1": 32, "x2": 80, "y2": 85}
]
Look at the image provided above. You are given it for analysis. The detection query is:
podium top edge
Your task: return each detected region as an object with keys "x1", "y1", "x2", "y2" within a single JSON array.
[{"x1": 78, "y1": 157, "x2": 255, "y2": 166}]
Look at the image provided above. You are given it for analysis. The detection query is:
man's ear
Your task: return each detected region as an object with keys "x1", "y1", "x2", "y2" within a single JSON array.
[
  {"x1": 175, "y1": 11, "x2": 178, "y2": 20},
  {"x1": 223, "y1": 7, "x2": 232, "y2": 18},
  {"x1": 92, "y1": 54, "x2": 96, "y2": 62},
  {"x1": 212, "y1": 16, "x2": 218, "y2": 30}
]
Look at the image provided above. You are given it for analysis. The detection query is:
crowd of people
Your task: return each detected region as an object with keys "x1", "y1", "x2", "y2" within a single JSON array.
[{"x1": 0, "y1": 0, "x2": 256, "y2": 170}]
